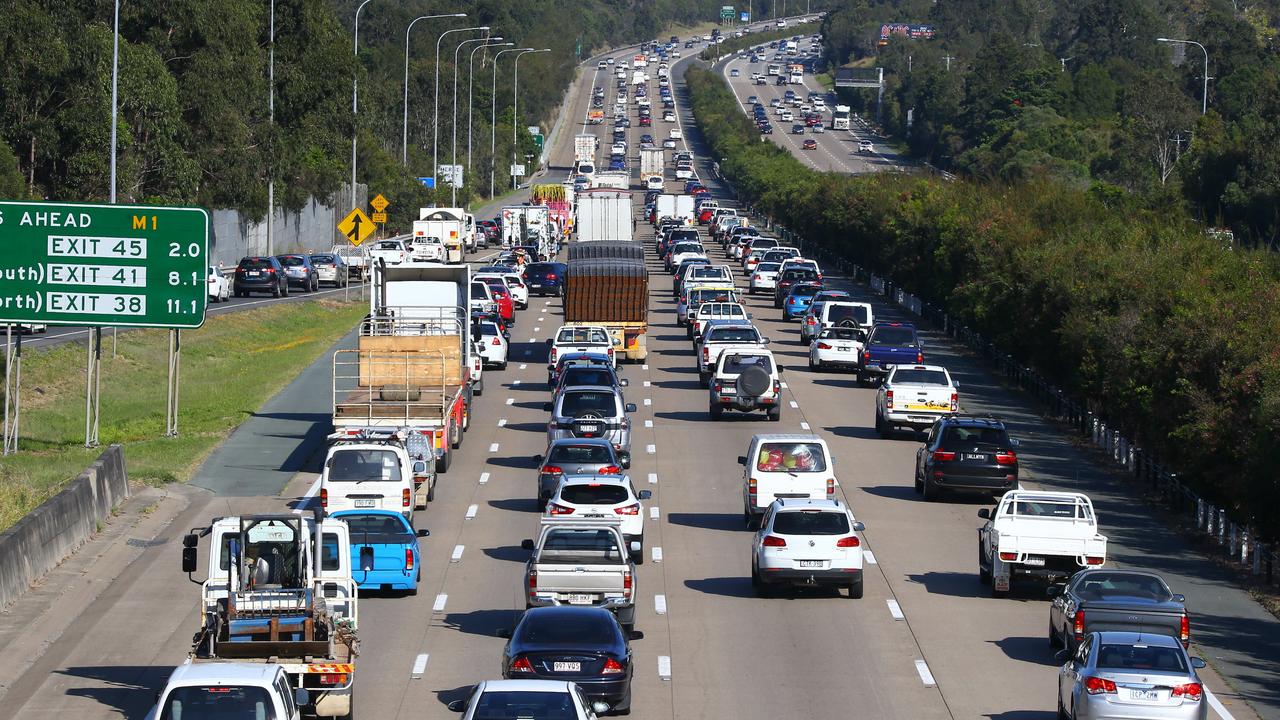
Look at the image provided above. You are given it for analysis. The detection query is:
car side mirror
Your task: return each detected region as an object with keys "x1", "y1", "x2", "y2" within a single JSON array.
[
  {"x1": 534, "y1": 454, "x2": 544, "y2": 464},
  {"x1": 952, "y1": 381, "x2": 960, "y2": 389},
  {"x1": 293, "y1": 688, "x2": 311, "y2": 707},
  {"x1": 1010, "y1": 438, "x2": 1020, "y2": 446},
  {"x1": 497, "y1": 628, "x2": 513, "y2": 639},
  {"x1": 416, "y1": 528, "x2": 431, "y2": 538},
  {"x1": 737, "y1": 455, "x2": 747, "y2": 465},
  {"x1": 1172, "y1": 593, "x2": 1185, "y2": 603},
  {"x1": 619, "y1": 378, "x2": 630, "y2": 386},
  {"x1": 543, "y1": 402, "x2": 553, "y2": 412},
  {"x1": 619, "y1": 453, "x2": 632, "y2": 469},
  {"x1": 182, "y1": 546, "x2": 198, "y2": 574},
  {"x1": 628, "y1": 630, "x2": 645, "y2": 641},
  {"x1": 625, "y1": 403, "x2": 637, "y2": 413},
  {"x1": 545, "y1": 338, "x2": 553, "y2": 346},
  {"x1": 447, "y1": 699, "x2": 467, "y2": 712},
  {"x1": 412, "y1": 461, "x2": 428, "y2": 475},
  {"x1": 852, "y1": 521, "x2": 865, "y2": 532},
  {"x1": 762, "y1": 338, "x2": 771, "y2": 345},
  {"x1": 1046, "y1": 584, "x2": 1064, "y2": 598},
  {"x1": 1191, "y1": 657, "x2": 1206, "y2": 669},
  {"x1": 629, "y1": 541, "x2": 641, "y2": 554},
  {"x1": 977, "y1": 508, "x2": 991, "y2": 520},
  {"x1": 638, "y1": 490, "x2": 653, "y2": 500},
  {"x1": 520, "y1": 539, "x2": 535, "y2": 551},
  {"x1": 613, "y1": 337, "x2": 622, "y2": 346},
  {"x1": 747, "y1": 313, "x2": 754, "y2": 319}
]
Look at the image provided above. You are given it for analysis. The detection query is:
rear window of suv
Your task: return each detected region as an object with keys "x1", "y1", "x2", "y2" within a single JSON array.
[
  {"x1": 773, "y1": 510, "x2": 849, "y2": 535},
  {"x1": 707, "y1": 327, "x2": 761, "y2": 343},
  {"x1": 942, "y1": 425, "x2": 1009, "y2": 447},
  {"x1": 722, "y1": 353, "x2": 773, "y2": 375},
  {"x1": 547, "y1": 444, "x2": 614, "y2": 464},
  {"x1": 557, "y1": 327, "x2": 610, "y2": 344},
  {"x1": 756, "y1": 442, "x2": 827, "y2": 472},
  {"x1": 239, "y1": 258, "x2": 273, "y2": 270},
  {"x1": 559, "y1": 392, "x2": 619, "y2": 417},
  {"x1": 892, "y1": 368, "x2": 949, "y2": 385},
  {"x1": 826, "y1": 304, "x2": 869, "y2": 325},
  {"x1": 560, "y1": 484, "x2": 630, "y2": 505}
]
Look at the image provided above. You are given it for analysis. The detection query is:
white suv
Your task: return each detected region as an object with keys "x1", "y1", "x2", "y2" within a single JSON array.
[
  {"x1": 546, "y1": 475, "x2": 652, "y2": 562},
  {"x1": 710, "y1": 349, "x2": 781, "y2": 420},
  {"x1": 751, "y1": 498, "x2": 866, "y2": 598}
]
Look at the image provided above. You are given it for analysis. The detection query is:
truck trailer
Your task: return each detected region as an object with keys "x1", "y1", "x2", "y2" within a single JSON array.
[{"x1": 565, "y1": 241, "x2": 648, "y2": 361}]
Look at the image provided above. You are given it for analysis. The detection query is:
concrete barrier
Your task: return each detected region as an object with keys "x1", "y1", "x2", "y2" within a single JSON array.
[{"x1": 0, "y1": 445, "x2": 130, "y2": 610}]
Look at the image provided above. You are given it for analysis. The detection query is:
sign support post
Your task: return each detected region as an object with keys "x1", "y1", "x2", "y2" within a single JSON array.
[
  {"x1": 84, "y1": 327, "x2": 101, "y2": 448},
  {"x1": 3, "y1": 325, "x2": 21, "y2": 455},
  {"x1": 165, "y1": 329, "x2": 181, "y2": 437}
]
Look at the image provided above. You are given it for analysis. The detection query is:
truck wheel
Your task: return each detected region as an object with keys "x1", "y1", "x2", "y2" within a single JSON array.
[
  {"x1": 474, "y1": 377, "x2": 484, "y2": 396},
  {"x1": 847, "y1": 576, "x2": 864, "y2": 599},
  {"x1": 438, "y1": 448, "x2": 452, "y2": 474},
  {"x1": 991, "y1": 584, "x2": 1008, "y2": 599},
  {"x1": 856, "y1": 371, "x2": 867, "y2": 387},
  {"x1": 427, "y1": 476, "x2": 436, "y2": 502},
  {"x1": 450, "y1": 420, "x2": 462, "y2": 449},
  {"x1": 874, "y1": 412, "x2": 886, "y2": 437}
]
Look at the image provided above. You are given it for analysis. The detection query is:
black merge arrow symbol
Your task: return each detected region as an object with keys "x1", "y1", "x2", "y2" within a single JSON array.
[{"x1": 348, "y1": 213, "x2": 363, "y2": 242}]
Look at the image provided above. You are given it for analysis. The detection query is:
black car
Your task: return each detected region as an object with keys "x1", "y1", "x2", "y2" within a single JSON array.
[
  {"x1": 524, "y1": 262, "x2": 567, "y2": 296},
  {"x1": 500, "y1": 606, "x2": 640, "y2": 715},
  {"x1": 1047, "y1": 569, "x2": 1190, "y2": 655},
  {"x1": 773, "y1": 267, "x2": 823, "y2": 307},
  {"x1": 234, "y1": 256, "x2": 288, "y2": 297},
  {"x1": 760, "y1": 124, "x2": 774, "y2": 134},
  {"x1": 914, "y1": 415, "x2": 1019, "y2": 500},
  {"x1": 275, "y1": 254, "x2": 319, "y2": 292}
]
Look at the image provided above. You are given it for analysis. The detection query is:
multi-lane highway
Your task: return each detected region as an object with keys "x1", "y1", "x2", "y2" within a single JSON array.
[{"x1": 0, "y1": 17, "x2": 1276, "y2": 720}]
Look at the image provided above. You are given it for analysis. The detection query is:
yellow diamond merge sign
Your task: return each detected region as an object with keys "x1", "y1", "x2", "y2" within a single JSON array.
[
  {"x1": 338, "y1": 207, "x2": 375, "y2": 246},
  {"x1": 370, "y1": 193, "x2": 390, "y2": 213}
]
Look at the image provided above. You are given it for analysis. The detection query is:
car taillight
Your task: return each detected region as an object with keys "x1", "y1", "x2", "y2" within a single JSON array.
[
  {"x1": 817, "y1": 342, "x2": 832, "y2": 350},
  {"x1": 403, "y1": 488, "x2": 411, "y2": 508},
  {"x1": 998, "y1": 551, "x2": 1017, "y2": 561},
  {"x1": 549, "y1": 348, "x2": 558, "y2": 363},
  {"x1": 836, "y1": 535, "x2": 860, "y2": 548},
  {"x1": 623, "y1": 570, "x2": 632, "y2": 596},
  {"x1": 1073, "y1": 610, "x2": 1086, "y2": 640},
  {"x1": 510, "y1": 656, "x2": 535, "y2": 673},
  {"x1": 266, "y1": 268, "x2": 276, "y2": 274},
  {"x1": 599, "y1": 465, "x2": 621, "y2": 474},
  {"x1": 885, "y1": 390, "x2": 894, "y2": 409},
  {"x1": 826, "y1": 478, "x2": 835, "y2": 495},
  {"x1": 548, "y1": 503, "x2": 575, "y2": 515},
  {"x1": 805, "y1": 316, "x2": 817, "y2": 325},
  {"x1": 1180, "y1": 613, "x2": 1190, "y2": 645},
  {"x1": 547, "y1": 273, "x2": 557, "y2": 279},
  {"x1": 931, "y1": 450, "x2": 955, "y2": 462},
  {"x1": 772, "y1": 380, "x2": 781, "y2": 395},
  {"x1": 405, "y1": 548, "x2": 415, "y2": 571},
  {"x1": 916, "y1": 351, "x2": 924, "y2": 363},
  {"x1": 995, "y1": 451, "x2": 1017, "y2": 465},
  {"x1": 1172, "y1": 682, "x2": 1202, "y2": 701},
  {"x1": 747, "y1": 478, "x2": 757, "y2": 495},
  {"x1": 762, "y1": 535, "x2": 787, "y2": 547},
  {"x1": 702, "y1": 347, "x2": 709, "y2": 361},
  {"x1": 1083, "y1": 677, "x2": 1116, "y2": 695},
  {"x1": 491, "y1": 337, "x2": 502, "y2": 345},
  {"x1": 602, "y1": 658, "x2": 625, "y2": 674},
  {"x1": 607, "y1": 347, "x2": 614, "y2": 358},
  {"x1": 950, "y1": 392, "x2": 958, "y2": 412},
  {"x1": 615, "y1": 503, "x2": 640, "y2": 515},
  {"x1": 1085, "y1": 556, "x2": 1105, "y2": 565},
  {"x1": 527, "y1": 568, "x2": 537, "y2": 594},
  {"x1": 320, "y1": 488, "x2": 328, "y2": 508}
]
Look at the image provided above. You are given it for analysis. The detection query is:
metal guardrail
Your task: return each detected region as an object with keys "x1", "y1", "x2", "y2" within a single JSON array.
[{"x1": 735, "y1": 201, "x2": 1280, "y2": 587}]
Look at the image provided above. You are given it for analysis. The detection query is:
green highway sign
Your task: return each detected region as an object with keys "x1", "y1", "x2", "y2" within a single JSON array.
[{"x1": 0, "y1": 201, "x2": 210, "y2": 329}]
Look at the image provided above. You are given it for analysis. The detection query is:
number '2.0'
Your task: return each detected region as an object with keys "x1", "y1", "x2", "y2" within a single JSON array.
[{"x1": 169, "y1": 242, "x2": 202, "y2": 257}]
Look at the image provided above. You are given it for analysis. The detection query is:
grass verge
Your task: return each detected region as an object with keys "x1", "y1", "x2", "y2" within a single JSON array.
[{"x1": 0, "y1": 299, "x2": 367, "y2": 531}]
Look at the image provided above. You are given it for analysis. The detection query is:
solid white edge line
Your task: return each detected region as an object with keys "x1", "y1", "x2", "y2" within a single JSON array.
[
  {"x1": 886, "y1": 599, "x2": 904, "y2": 620},
  {"x1": 479, "y1": 472, "x2": 490, "y2": 484},
  {"x1": 654, "y1": 593, "x2": 667, "y2": 613},
  {"x1": 466, "y1": 504, "x2": 478, "y2": 519},
  {"x1": 432, "y1": 594, "x2": 448, "y2": 612},
  {"x1": 293, "y1": 476, "x2": 321, "y2": 514},
  {"x1": 914, "y1": 659, "x2": 937, "y2": 687},
  {"x1": 657, "y1": 655, "x2": 672, "y2": 680},
  {"x1": 1206, "y1": 689, "x2": 1237, "y2": 720},
  {"x1": 450, "y1": 545, "x2": 465, "y2": 562},
  {"x1": 411, "y1": 653, "x2": 429, "y2": 678}
]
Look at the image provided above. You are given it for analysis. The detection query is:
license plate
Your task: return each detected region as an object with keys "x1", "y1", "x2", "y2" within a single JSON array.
[
  {"x1": 553, "y1": 662, "x2": 582, "y2": 672},
  {"x1": 1128, "y1": 689, "x2": 1160, "y2": 701},
  {"x1": 798, "y1": 560, "x2": 823, "y2": 568},
  {"x1": 837, "y1": 346, "x2": 851, "y2": 351},
  {"x1": 247, "y1": 271, "x2": 260, "y2": 277},
  {"x1": 583, "y1": 513, "x2": 606, "y2": 518},
  {"x1": 1022, "y1": 556, "x2": 1046, "y2": 567},
  {"x1": 578, "y1": 424, "x2": 600, "y2": 434},
  {"x1": 567, "y1": 594, "x2": 594, "y2": 605},
  {"x1": 354, "y1": 499, "x2": 376, "y2": 508},
  {"x1": 963, "y1": 453, "x2": 988, "y2": 461}
]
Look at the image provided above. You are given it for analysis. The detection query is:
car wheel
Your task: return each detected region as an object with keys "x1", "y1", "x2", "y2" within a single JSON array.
[
  {"x1": 978, "y1": 542, "x2": 991, "y2": 584},
  {"x1": 748, "y1": 287, "x2": 756, "y2": 295},
  {"x1": 751, "y1": 565, "x2": 772, "y2": 597},
  {"x1": 923, "y1": 473, "x2": 940, "y2": 502},
  {"x1": 450, "y1": 420, "x2": 462, "y2": 450},
  {"x1": 874, "y1": 412, "x2": 886, "y2": 437},
  {"x1": 847, "y1": 576, "x2": 864, "y2": 599},
  {"x1": 914, "y1": 466, "x2": 924, "y2": 494},
  {"x1": 797, "y1": 333, "x2": 807, "y2": 346},
  {"x1": 855, "y1": 371, "x2": 867, "y2": 387},
  {"x1": 497, "y1": 360, "x2": 507, "y2": 370},
  {"x1": 1049, "y1": 619, "x2": 1063, "y2": 648},
  {"x1": 808, "y1": 356, "x2": 817, "y2": 370},
  {"x1": 613, "y1": 688, "x2": 632, "y2": 716},
  {"x1": 271, "y1": 284, "x2": 281, "y2": 298},
  {"x1": 1056, "y1": 695, "x2": 1070, "y2": 720}
]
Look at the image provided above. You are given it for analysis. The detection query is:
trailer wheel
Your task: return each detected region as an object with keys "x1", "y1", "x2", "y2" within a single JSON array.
[{"x1": 438, "y1": 448, "x2": 452, "y2": 474}]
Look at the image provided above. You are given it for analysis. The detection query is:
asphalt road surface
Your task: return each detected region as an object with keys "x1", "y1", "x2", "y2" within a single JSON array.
[{"x1": 0, "y1": 18, "x2": 1276, "y2": 720}]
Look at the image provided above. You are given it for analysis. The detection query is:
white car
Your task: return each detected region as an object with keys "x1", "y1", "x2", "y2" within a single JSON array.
[
  {"x1": 645, "y1": 175, "x2": 664, "y2": 190},
  {"x1": 320, "y1": 439, "x2": 416, "y2": 521},
  {"x1": 749, "y1": 261, "x2": 782, "y2": 294},
  {"x1": 698, "y1": 325, "x2": 769, "y2": 384},
  {"x1": 752, "y1": 498, "x2": 865, "y2": 598},
  {"x1": 875, "y1": 364, "x2": 958, "y2": 435},
  {"x1": 606, "y1": 58, "x2": 615, "y2": 65},
  {"x1": 808, "y1": 326, "x2": 866, "y2": 372},
  {"x1": 669, "y1": 242, "x2": 707, "y2": 269},
  {"x1": 858, "y1": 139, "x2": 874, "y2": 153},
  {"x1": 448, "y1": 680, "x2": 606, "y2": 719},
  {"x1": 546, "y1": 475, "x2": 652, "y2": 562},
  {"x1": 663, "y1": 111, "x2": 676, "y2": 122},
  {"x1": 475, "y1": 319, "x2": 509, "y2": 370},
  {"x1": 742, "y1": 434, "x2": 835, "y2": 524},
  {"x1": 368, "y1": 239, "x2": 408, "y2": 266},
  {"x1": 206, "y1": 265, "x2": 231, "y2": 303},
  {"x1": 675, "y1": 164, "x2": 694, "y2": 179},
  {"x1": 779, "y1": 257, "x2": 821, "y2": 278},
  {"x1": 408, "y1": 235, "x2": 446, "y2": 262},
  {"x1": 662, "y1": 138, "x2": 676, "y2": 149}
]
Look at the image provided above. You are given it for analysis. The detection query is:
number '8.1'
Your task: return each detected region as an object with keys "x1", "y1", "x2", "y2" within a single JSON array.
[{"x1": 169, "y1": 242, "x2": 202, "y2": 257}]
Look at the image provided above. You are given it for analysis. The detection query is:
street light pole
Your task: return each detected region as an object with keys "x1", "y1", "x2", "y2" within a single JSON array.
[
  {"x1": 109, "y1": 0, "x2": 119, "y2": 205},
  {"x1": 350, "y1": 0, "x2": 372, "y2": 210},
  {"x1": 434, "y1": 25, "x2": 489, "y2": 182},
  {"x1": 1157, "y1": 37, "x2": 1210, "y2": 115},
  {"x1": 470, "y1": 41, "x2": 513, "y2": 171},
  {"x1": 451, "y1": 34, "x2": 499, "y2": 206},
  {"x1": 512, "y1": 49, "x2": 551, "y2": 190},
  {"x1": 491, "y1": 48, "x2": 531, "y2": 199},
  {"x1": 403, "y1": 13, "x2": 466, "y2": 166},
  {"x1": 267, "y1": 0, "x2": 275, "y2": 256}
]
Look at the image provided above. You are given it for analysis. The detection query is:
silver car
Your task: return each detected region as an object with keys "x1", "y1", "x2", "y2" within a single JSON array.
[
  {"x1": 546, "y1": 385, "x2": 636, "y2": 459},
  {"x1": 1057, "y1": 632, "x2": 1208, "y2": 720}
]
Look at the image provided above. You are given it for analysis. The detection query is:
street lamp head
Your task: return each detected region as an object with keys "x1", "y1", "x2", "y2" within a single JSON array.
[{"x1": 1156, "y1": 37, "x2": 1172, "y2": 42}]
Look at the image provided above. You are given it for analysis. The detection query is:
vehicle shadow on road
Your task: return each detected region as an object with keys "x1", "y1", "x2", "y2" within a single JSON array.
[
  {"x1": 684, "y1": 576, "x2": 756, "y2": 599},
  {"x1": 824, "y1": 425, "x2": 882, "y2": 441},
  {"x1": 983, "y1": 712, "x2": 1059, "y2": 720},
  {"x1": 654, "y1": 410, "x2": 711, "y2": 422},
  {"x1": 436, "y1": 684, "x2": 476, "y2": 709},
  {"x1": 860, "y1": 484, "x2": 919, "y2": 501},
  {"x1": 667, "y1": 512, "x2": 747, "y2": 532},
  {"x1": 442, "y1": 608, "x2": 520, "y2": 637},
  {"x1": 486, "y1": 455, "x2": 542, "y2": 470},
  {"x1": 59, "y1": 665, "x2": 175, "y2": 720},
  {"x1": 989, "y1": 636, "x2": 1059, "y2": 666},
  {"x1": 501, "y1": 422, "x2": 547, "y2": 434},
  {"x1": 905, "y1": 571, "x2": 989, "y2": 598},
  {"x1": 489, "y1": 498, "x2": 541, "y2": 514},
  {"x1": 483, "y1": 545, "x2": 532, "y2": 563}
]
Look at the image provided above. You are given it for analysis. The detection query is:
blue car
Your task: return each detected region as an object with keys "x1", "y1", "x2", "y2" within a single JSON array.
[
  {"x1": 782, "y1": 283, "x2": 822, "y2": 321},
  {"x1": 331, "y1": 510, "x2": 427, "y2": 594}
]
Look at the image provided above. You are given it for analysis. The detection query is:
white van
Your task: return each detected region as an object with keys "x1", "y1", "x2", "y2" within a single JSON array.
[
  {"x1": 742, "y1": 434, "x2": 836, "y2": 527},
  {"x1": 321, "y1": 441, "x2": 417, "y2": 521}
]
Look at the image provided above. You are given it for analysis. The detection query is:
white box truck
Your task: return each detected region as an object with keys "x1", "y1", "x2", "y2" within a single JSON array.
[
  {"x1": 576, "y1": 189, "x2": 633, "y2": 242},
  {"x1": 640, "y1": 148, "x2": 665, "y2": 184},
  {"x1": 415, "y1": 207, "x2": 468, "y2": 263},
  {"x1": 655, "y1": 194, "x2": 695, "y2": 224}
]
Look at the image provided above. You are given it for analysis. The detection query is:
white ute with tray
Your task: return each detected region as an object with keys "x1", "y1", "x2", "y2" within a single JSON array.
[{"x1": 977, "y1": 490, "x2": 1108, "y2": 597}]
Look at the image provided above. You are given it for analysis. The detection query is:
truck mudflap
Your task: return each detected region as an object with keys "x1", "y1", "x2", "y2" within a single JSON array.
[{"x1": 312, "y1": 690, "x2": 352, "y2": 718}]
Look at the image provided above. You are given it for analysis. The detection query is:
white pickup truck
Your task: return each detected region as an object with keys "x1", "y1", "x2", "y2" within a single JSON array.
[
  {"x1": 874, "y1": 364, "x2": 958, "y2": 435},
  {"x1": 520, "y1": 517, "x2": 638, "y2": 632},
  {"x1": 977, "y1": 490, "x2": 1108, "y2": 597}
]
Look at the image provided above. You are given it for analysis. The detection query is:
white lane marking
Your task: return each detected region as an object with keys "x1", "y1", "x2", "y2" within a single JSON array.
[
  {"x1": 466, "y1": 504, "x2": 478, "y2": 520},
  {"x1": 512, "y1": 379, "x2": 521, "y2": 386},
  {"x1": 655, "y1": 593, "x2": 667, "y2": 613},
  {"x1": 533, "y1": 326, "x2": 541, "y2": 332},
  {"x1": 489, "y1": 443, "x2": 500, "y2": 453},
  {"x1": 649, "y1": 506, "x2": 659, "y2": 520},
  {"x1": 1207, "y1": 690, "x2": 1237, "y2": 720},
  {"x1": 643, "y1": 364, "x2": 649, "y2": 370},
  {"x1": 646, "y1": 444, "x2": 656, "y2": 455},
  {"x1": 648, "y1": 473, "x2": 657, "y2": 484},
  {"x1": 498, "y1": 418, "x2": 507, "y2": 427},
  {"x1": 527, "y1": 337, "x2": 536, "y2": 343},
  {"x1": 800, "y1": 422, "x2": 811, "y2": 430},
  {"x1": 480, "y1": 472, "x2": 490, "y2": 484},
  {"x1": 506, "y1": 398, "x2": 515, "y2": 405},
  {"x1": 914, "y1": 659, "x2": 937, "y2": 687},
  {"x1": 450, "y1": 545, "x2": 465, "y2": 563},
  {"x1": 652, "y1": 547, "x2": 663, "y2": 564},
  {"x1": 643, "y1": 381, "x2": 651, "y2": 387},
  {"x1": 789, "y1": 400, "x2": 798, "y2": 408},
  {"x1": 293, "y1": 476, "x2": 321, "y2": 515},
  {"x1": 433, "y1": 594, "x2": 448, "y2": 612},
  {"x1": 658, "y1": 655, "x2": 672, "y2": 681},
  {"x1": 864, "y1": 550, "x2": 877, "y2": 565},
  {"x1": 781, "y1": 381, "x2": 789, "y2": 389},
  {"x1": 519, "y1": 363, "x2": 527, "y2": 370},
  {"x1": 887, "y1": 599, "x2": 905, "y2": 620},
  {"x1": 644, "y1": 419, "x2": 653, "y2": 428},
  {"x1": 411, "y1": 653, "x2": 429, "y2": 678},
  {"x1": 643, "y1": 398, "x2": 652, "y2": 406}
]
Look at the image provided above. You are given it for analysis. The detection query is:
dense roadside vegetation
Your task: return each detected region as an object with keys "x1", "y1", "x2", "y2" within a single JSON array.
[
  {"x1": 0, "y1": 0, "x2": 758, "y2": 228},
  {"x1": 686, "y1": 65, "x2": 1280, "y2": 536},
  {"x1": 818, "y1": 0, "x2": 1280, "y2": 248}
]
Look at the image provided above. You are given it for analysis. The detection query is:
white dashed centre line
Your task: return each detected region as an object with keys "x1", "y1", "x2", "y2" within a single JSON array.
[
  {"x1": 479, "y1": 472, "x2": 490, "y2": 484},
  {"x1": 658, "y1": 656, "x2": 672, "y2": 681},
  {"x1": 506, "y1": 398, "x2": 515, "y2": 405},
  {"x1": 643, "y1": 398, "x2": 652, "y2": 406},
  {"x1": 643, "y1": 364, "x2": 649, "y2": 370},
  {"x1": 914, "y1": 659, "x2": 937, "y2": 687},
  {"x1": 789, "y1": 400, "x2": 798, "y2": 408},
  {"x1": 887, "y1": 599, "x2": 905, "y2": 620},
  {"x1": 498, "y1": 418, "x2": 507, "y2": 427},
  {"x1": 411, "y1": 653, "x2": 429, "y2": 678},
  {"x1": 652, "y1": 547, "x2": 664, "y2": 564},
  {"x1": 781, "y1": 381, "x2": 789, "y2": 389},
  {"x1": 646, "y1": 444, "x2": 656, "y2": 455},
  {"x1": 800, "y1": 422, "x2": 811, "y2": 430},
  {"x1": 466, "y1": 504, "x2": 478, "y2": 520},
  {"x1": 450, "y1": 545, "x2": 465, "y2": 563},
  {"x1": 649, "y1": 506, "x2": 659, "y2": 520},
  {"x1": 512, "y1": 380, "x2": 521, "y2": 386},
  {"x1": 643, "y1": 381, "x2": 651, "y2": 387},
  {"x1": 489, "y1": 443, "x2": 500, "y2": 453},
  {"x1": 519, "y1": 363, "x2": 527, "y2": 370},
  {"x1": 648, "y1": 473, "x2": 657, "y2": 484},
  {"x1": 654, "y1": 593, "x2": 667, "y2": 613},
  {"x1": 644, "y1": 420, "x2": 653, "y2": 428},
  {"x1": 433, "y1": 594, "x2": 448, "y2": 613}
]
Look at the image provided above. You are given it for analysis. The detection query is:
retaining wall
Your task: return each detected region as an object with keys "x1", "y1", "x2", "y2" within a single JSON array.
[{"x1": 208, "y1": 184, "x2": 368, "y2": 268}]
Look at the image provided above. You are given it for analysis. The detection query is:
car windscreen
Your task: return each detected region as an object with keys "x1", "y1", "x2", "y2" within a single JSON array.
[
  {"x1": 1095, "y1": 644, "x2": 1188, "y2": 673},
  {"x1": 672, "y1": 242, "x2": 703, "y2": 254},
  {"x1": 557, "y1": 327, "x2": 610, "y2": 344},
  {"x1": 470, "y1": 283, "x2": 489, "y2": 299},
  {"x1": 782, "y1": 269, "x2": 819, "y2": 282},
  {"x1": 892, "y1": 369, "x2": 949, "y2": 385},
  {"x1": 756, "y1": 442, "x2": 828, "y2": 472},
  {"x1": 773, "y1": 510, "x2": 850, "y2": 535},
  {"x1": 540, "y1": 529, "x2": 623, "y2": 557},
  {"x1": 749, "y1": 238, "x2": 778, "y2": 249},
  {"x1": 690, "y1": 267, "x2": 727, "y2": 280},
  {"x1": 1075, "y1": 572, "x2": 1173, "y2": 602},
  {"x1": 559, "y1": 392, "x2": 619, "y2": 418},
  {"x1": 708, "y1": 327, "x2": 761, "y2": 343},
  {"x1": 159, "y1": 685, "x2": 278, "y2": 720},
  {"x1": 340, "y1": 513, "x2": 413, "y2": 543},
  {"x1": 327, "y1": 449, "x2": 402, "y2": 482},
  {"x1": 374, "y1": 241, "x2": 401, "y2": 250},
  {"x1": 514, "y1": 610, "x2": 620, "y2": 646},
  {"x1": 827, "y1": 304, "x2": 869, "y2": 325},
  {"x1": 475, "y1": 323, "x2": 501, "y2": 337},
  {"x1": 547, "y1": 444, "x2": 614, "y2": 465},
  {"x1": 691, "y1": 289, "x2": 734, "y2": 304},
  {"x1": 473, "y1": 691, "x2": 581, "y2": 720},
  {"x1": 820, "y1": 327, "x2": 864, "y2": 342},
  {"x1": 756, "y1": 262, "x2": 781, "y2": 273},
  {"x1": 560, "y1": 483, "x2": 630, "y2": 505},
  {"x1": 722, "y1": 354, "x2": 772, "y2": 374},
  {"x1": 871, "y1": 326, "x2": 917, "y2": 346}
]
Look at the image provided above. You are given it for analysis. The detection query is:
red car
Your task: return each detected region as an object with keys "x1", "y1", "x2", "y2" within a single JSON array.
[
  {"x1": 480, "y1": 278, "x2": 515, "y2": 321},
  {"x1": 639, "y1": 116, "x2": 652, "y2": 126},
  {"x1": 802, "y1": 139, "x2": 818, "y2": 150}
]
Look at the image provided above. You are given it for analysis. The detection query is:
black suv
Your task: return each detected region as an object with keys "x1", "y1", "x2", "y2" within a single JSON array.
[
  {"x1": 914, "y1": 416, "x2": 1020, "y2": 501},
  {"x1": 234, "y1": 256, "x2": 288, "y2": 297}
]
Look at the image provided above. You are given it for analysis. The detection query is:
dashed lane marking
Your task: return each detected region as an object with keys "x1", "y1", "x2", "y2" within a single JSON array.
[
  {"x1": 645, "y1": 420, "x2": 653, "y2": 428},
  {"x1": 646, "y1": 444, "x2": 656, "y2": 454},
  {"x1": 914, "y1": 659, "x2": 937, "y2": 687},
  {"x1": 512, "y1": 380, "x2": 521, "y2": 386},
  {"x1": 789, "y1": 400, "x2": 798, "y2": 408},
  {"x1": 480, "y1": 472, "x2": 490, "y2": 484},
  {"x1": 643, "y1": 381, "x2": 651, "y2": 387},
  {"x1": 466, "y1": 504, "x2": 478, "y2": 519},
  {"x1": 655, "y1": 593, "x2": 667, "y2": 613},
  {"x1": 887, "y1": 599, "x2": 904, "y2": 620},
  {"x1": 800, "y1": 422, "x2": 811, "y2": 430},
  {"x1": 649, "y1": 506, "x2": 659, "y2": 520},
  {"x1": 648, "y1": 473, "x2": 657, "y2": 484},
  {"x1": 411, "y1": 653, "x2": 429, "y2": 678},
  {"x1": 506, "y1": 398, "x2": 515, "y2": 405},
  {"x1": 450, "y1": 545, "x2": 465, "y2": 563},
  {"x1": 658, "y1": 656, "x2": 672, "y2": 681},
  {"x1": 498, "y1": 419, "x2": 507, "y2": 427},
  {"x1": 864, "y1": 550, "x2": 877, "y2": 564},
  {"x1": 519, "y1": 363, "x2": 527, "y2": 370},
  {"x1": 433, "y1": 594, "x2": 448, "y2": 613},
  {"x1": 644, "y1": 398, "x2": 652, "y2": 406},
  {"x1": 489, "y1": 443, "x2": 500, "y2": 452}
]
